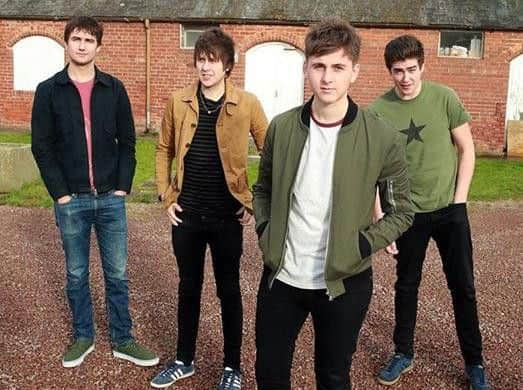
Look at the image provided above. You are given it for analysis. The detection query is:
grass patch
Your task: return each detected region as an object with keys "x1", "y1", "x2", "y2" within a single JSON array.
[
  {"x1": 0, "y1": 131, "x2": 159, "y2": 207},
  {"x1": 247, "y1": 158, "x2": 260, "y2": 186},
  {"x1": 0, "y1": 181, "x2": 53, "y2": 208},
  {"x1": 1, "y1": 130, "x2": 522, "y2": 206},
  {"x1": 126, "y1": 136, "x2": 157, "y2": 202},
  {"x1": 470, "y1": 157, "x2": 523, "y2": 201},
  {"x1": 0, "y1": 132, "x2": 31, "y2": 144}
]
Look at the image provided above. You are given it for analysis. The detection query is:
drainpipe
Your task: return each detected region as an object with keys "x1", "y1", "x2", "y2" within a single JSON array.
[{"x1": 144, "y1": 18, "x2": 151, "y2": 133}]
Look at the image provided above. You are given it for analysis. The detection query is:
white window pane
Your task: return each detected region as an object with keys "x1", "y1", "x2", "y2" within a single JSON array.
[
  {"x1": 13, "y1": 36, "x2": 64, "y2": 91},
  {"x1": 184, "y1": 30, "x2": 203, "y2": 48}
]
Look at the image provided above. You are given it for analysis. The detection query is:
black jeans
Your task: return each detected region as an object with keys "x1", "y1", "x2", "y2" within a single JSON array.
[
  {"x1": 172, "y1": 211, "x2": 243, "y2": 369},
  {"x1": 255, "y1": 267, "x2": 373, "y2": 390},
  {"x1": 393, "y1": 203, "x2": 483, "y2": 365}
]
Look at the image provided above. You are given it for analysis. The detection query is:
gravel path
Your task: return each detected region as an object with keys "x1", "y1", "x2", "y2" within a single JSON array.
[{"x1": 1, "y1": 202, "x2": 521, "y2": 389}]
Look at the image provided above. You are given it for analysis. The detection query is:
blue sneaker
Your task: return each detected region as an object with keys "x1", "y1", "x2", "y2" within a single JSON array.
[
  {"x1": 218, "y1": 367, "x2": 242, "y2": 390},
  {"x1": 377, "y1": 353, "x2": 413, "y2": 385},
  {"x1": 150, "y1": 360, "x2": 195, "y2": 388},
  {"x1": 465, "y1": 364, "x2": 490, "y2": 390}
]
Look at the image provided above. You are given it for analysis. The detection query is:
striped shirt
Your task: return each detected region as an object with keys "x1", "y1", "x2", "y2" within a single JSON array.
[{"x1": 177, "y1": 90, "x2": 241, "y2": 217}]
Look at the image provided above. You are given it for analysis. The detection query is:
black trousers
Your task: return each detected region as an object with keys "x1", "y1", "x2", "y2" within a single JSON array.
[
  {"x1": 255, "y1": 267, "x2": 373, "y2": 390},
  {"x1": 171, "y1": 211, "x2": 243, "y2": 369},
  {"x1": 393, "y1": 203, "x2": 483, "y2": 365}
]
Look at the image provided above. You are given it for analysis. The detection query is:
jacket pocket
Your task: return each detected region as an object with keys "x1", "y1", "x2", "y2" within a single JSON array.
[
  {"x1": 103, "y1": 118, "x2": 118, "y2": 137},
  {"x1": 329, "y1": 230, "x2": 366, "y2": 279},
  {"x1": 358, "y1": 231, "x2": 372, "y2": 259}
]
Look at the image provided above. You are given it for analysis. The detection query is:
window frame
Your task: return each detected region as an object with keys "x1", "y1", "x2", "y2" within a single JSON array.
[
  {"x1": 180, "y1": 24, "x2": 217, "y2": 49},
  {"x1": 438, "y1": 30, "x2": 484, "y2": 59}
]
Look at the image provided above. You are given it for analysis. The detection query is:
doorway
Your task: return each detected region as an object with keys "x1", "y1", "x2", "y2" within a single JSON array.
[{"x1": 245, "y1": 42, "x2": 305, "y2": 122}]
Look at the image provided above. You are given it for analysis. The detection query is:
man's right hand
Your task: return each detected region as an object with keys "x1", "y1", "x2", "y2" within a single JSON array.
[
  {"x1": 57, "y1": 195, "x2": 72, "y2": 204},
  {"x1": 167, "y1": 202, "x2": 183, "y2": 226},
  {"x1": 385, "y1": 241, "x2": 399, "y2": 255}
]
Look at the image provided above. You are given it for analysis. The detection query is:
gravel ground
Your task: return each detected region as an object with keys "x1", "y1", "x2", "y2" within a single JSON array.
[{"x1": 0, "y1": 202, "x2": 521, "y2": 390}]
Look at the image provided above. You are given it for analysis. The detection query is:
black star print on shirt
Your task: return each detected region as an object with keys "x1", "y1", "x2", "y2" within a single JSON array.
[{"x1": 400, "y1": 119, "x2": 426, "y2": 144}]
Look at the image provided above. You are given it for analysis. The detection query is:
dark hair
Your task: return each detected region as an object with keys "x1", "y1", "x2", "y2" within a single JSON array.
[
  {"x1": 64, "y1": 16, "x2": 103, "y2": 45},
  {"x1": 193, "y1": 27, "x2": 235, "y2": 76},
  {"x1": 305, "y1": 18, "x2": 361, "y2": 62},
  {"x1": 384, "y1": 35, "x2": 424, "y2": 70}
]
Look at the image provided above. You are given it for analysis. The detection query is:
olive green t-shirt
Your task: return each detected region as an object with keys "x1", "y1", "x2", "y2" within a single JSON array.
[{"x1": 369, "y1": 81, "x2": 471, "y2": 213}]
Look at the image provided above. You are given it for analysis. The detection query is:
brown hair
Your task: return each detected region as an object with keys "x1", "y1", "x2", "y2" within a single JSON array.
[
  {"x1": 64, "y1": 16, "x2": 103, "y2": 45},
  {"x1": 193, "y1": 27, "x2": 235, "y2": 76},
  {"x1": 384, "y1": 35, "x2": 424, "y2": 70},
  {"x1": 305, "y1": 18, "x2": 361, "y2": 62}
]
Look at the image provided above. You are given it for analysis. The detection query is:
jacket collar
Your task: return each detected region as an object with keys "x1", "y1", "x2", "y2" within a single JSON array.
[
  {"x1": 182, "y1": 78, "x2": 239, "y2": 114},
  {"x1": 300, "y1": 96, "x2": 358, "y2": 130},
  {"x1": 55, "y1": 64, "x2": 111, "y2": 87}
]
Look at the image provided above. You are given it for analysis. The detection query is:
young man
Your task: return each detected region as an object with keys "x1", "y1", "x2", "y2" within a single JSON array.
[
  {"x1": 370, "y1": 35, "x2": 489, "y2": 390},
  {"x1": 153, "y1": 28, "x2": 267, "y2": 389},
  {"x1": 253, "y1": 19, "x2": 413, "y2": 390},
  {"x1": 31, "y1": 16, "x2": 158, "y2": 368}
]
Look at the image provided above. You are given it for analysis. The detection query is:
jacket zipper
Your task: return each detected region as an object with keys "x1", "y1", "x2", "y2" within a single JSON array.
[
  {"x1": 268, "y1": 136, "x2": 306, "y2": 290},
  {"x1": 268, "y1": 176, "x2": 296, "y2": 290},
  {"x1": 322, "y1": 133, "x2": 341, "y2": 300},
  {"x1": 387, "y1": 179, "x2": 396, "y2": 212},
  {"x1": 323, "y1": 195, "x2": 334, "y2": 300}
]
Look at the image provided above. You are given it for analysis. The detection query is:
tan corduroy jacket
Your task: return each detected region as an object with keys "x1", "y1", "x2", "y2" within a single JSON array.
[{"x1": 156, "y1": 79, "x2": 268, "y2": 212}]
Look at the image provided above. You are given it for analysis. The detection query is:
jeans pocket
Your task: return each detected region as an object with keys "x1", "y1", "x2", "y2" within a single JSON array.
[
  {"x1": 446, "y1": 202, "x2": 468, "y2": 222},
  {"x1": 342, "y1": 267, "x2": 373, "y2": 294},
  {"x1": 55, "y1": 193, "x2": 77, "y2": 208}
]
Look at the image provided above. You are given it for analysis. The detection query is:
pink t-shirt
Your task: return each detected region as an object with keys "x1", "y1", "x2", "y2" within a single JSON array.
[{"x1": 72, "y1": 79, "x2": 95, "y2": 190}]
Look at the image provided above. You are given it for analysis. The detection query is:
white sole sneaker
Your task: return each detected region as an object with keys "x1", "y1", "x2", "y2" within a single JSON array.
[
  {"x1": 112, "y1": 350, "x2": 160, "y2": 367},
  {"x1": 377, "y1": 364, "x2": 413, "y2": 386},
  {"x1": 62, "y1": 344, "x2": 95, "y2": 368},
  {"x1": 150, "y1": 370, "x2": 194, "y2": 388}
]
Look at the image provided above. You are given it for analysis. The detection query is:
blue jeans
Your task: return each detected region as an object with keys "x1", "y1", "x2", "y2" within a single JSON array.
[{"x1": 54, "y1": 191, "x2": 132, "y2": 346}]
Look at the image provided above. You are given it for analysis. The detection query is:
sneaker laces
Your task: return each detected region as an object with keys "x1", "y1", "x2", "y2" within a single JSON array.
[
  {"x1": 124, "y1": 340, "x2": 138, "y2": 352},
  {"x1": 160, "y1": 361, "x2": 189, "y2": 380},
  {"x1": 220, "y1": 367, "x2": 241, "y2": 389},
  {"x1": 387, "y1": 354, "x2": 408, "y2": 373}
]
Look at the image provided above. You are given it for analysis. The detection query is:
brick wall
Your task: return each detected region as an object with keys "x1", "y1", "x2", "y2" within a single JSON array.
[{"x1": 0, "y1": 19, "x2": 521, "y2": 154}]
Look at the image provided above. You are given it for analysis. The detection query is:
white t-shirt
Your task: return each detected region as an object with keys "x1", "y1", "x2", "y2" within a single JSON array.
[{"x1": 276, "y1": 116, "x2": 342, "y2": 289}]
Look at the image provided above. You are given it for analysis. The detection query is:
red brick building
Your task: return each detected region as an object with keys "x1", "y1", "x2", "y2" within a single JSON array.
[{"x1": 0, "y1": 0, "x2": 522, "y2": 154}]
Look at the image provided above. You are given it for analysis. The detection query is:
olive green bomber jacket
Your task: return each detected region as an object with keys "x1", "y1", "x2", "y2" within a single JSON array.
[{"x1": 252, "y1": 99, "x2": 414, "y2": 299}]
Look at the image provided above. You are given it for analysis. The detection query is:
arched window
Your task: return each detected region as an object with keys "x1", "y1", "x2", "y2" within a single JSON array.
[
  {"x1": 13, "y1": 36, "x2": 64, "y2": 91},
  {"x1": 245, "y1": 42, "x2": 304, "y2": 121}
]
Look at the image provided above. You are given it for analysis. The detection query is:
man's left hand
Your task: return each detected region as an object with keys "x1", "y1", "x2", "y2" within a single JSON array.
[{"x1": 236, "y1": 207, "x2": 253, "y2": 225}]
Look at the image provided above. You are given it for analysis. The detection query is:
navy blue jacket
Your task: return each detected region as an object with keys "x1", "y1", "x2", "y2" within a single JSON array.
[{"x1": 31, "y1": 66, "x2": 136, "y2": 200}]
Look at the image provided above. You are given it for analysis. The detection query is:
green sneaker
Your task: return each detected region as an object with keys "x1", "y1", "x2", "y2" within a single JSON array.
[
  {"x1": 62, "y1": 339, "x2": 94, "y2": 368},
  {"x1": 113, "y1": 340, "x2": 159, "y2": 367}
]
